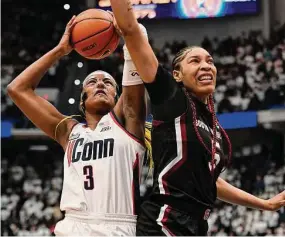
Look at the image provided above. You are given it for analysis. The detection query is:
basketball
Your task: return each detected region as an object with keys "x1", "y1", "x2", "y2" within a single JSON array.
[{"x1": 71, "y1": 9, "x2": 120, "y2": 60}]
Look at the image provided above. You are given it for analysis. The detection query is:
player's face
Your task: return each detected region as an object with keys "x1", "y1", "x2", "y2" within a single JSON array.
[
  {"x1": 180, "y1": 47, "x2": 217, "y2": 101},
  {"x1": 83, "y1": 72, "x2": 117, "y2": 114}
]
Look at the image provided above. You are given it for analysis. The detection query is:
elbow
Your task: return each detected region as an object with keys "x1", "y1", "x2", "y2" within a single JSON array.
[
  {"x1": 7, "y1": 77, "x2": 32, "y2": 98},
  {"x1": 7, "y1": 83, "x2": 17, "y2": 97},
  {"x1": 7, "y1": 81, "x2": 24, "y2": 99}
]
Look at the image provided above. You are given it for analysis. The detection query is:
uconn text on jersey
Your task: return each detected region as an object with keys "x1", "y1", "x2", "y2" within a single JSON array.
[{"x1": 71, "y1": 138, "x2": 114, "y2": 162}]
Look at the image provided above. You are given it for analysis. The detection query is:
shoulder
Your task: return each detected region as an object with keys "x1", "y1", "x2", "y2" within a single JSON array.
[
  {"x1": 151, "y1": 85, "x2": 188, "y2": 121},
  {"x1": 144, "y1": 64, "x2": 183, "y2": 106},
  {"x1": 57, "y1": 117, "x2": 81, "y2": 149}
]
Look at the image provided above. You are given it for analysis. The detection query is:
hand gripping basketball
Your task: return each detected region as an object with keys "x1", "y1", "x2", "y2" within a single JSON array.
[
  {"x1": 57, "y1": 15, "x2": 77, "y2": 56},
  {"x1": 107, "y1": 11, "x2": 123, "y2": 37},
  {"x1": 70, "y1": 9, "x2": 120, "y2": 60}
]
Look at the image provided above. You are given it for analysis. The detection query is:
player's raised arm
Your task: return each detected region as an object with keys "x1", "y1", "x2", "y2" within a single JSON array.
[
  {"x1": 7, "y1": 16, "x2": 78, "y2": 149},
  {"x1": 109, "y1": 0, "x2": 158, "y2": 83}
]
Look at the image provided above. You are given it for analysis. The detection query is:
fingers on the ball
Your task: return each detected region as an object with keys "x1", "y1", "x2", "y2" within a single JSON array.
[
  {"x1": 65, "y1": 16, "x2": 77, "y2": 33},
  {"x1": 107, "y1": 10, "x2": 113, "y2": 16},
  {"x1": 107, "y1": 10, "x2": 114, "y2": 21},
  {"x1": 71, "y1": 20, "x2": 77, "y2": 28},
  {"x1": 68, "y1": 15, "x2": 76, "y2": 25}
]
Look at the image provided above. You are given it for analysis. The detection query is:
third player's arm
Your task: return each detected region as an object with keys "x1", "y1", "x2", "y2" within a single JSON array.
[
  {"x1": 110, "y1": 0, "x2": 158, "y2": 83},
  {"x1": 216, "y1": 177, "x2": 285, "y2": 211}
]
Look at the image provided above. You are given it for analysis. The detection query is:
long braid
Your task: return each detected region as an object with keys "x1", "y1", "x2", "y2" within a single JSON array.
[
  {"x1": 209, "y1": 95, "x2": 232, "y2": 168},
  {"x1": 183, "y1": 88, "x2": 212, "y2": 155},
  {"x1": 173, "y1": 46, "x2": 232, "y2": 173},
  {"x1": 174, "y1": 46, "x2": 217, "y2": 172},
  {"x1": 144, "y1": 91, "x2": 232, "y2": 174},
  {"x1": 208, "y1": 95, "x2": 217, "y2": 176},
  {"x1": 184, "y1": 89, "x2": 232, "y2": 175},
  {"x1": 218, "y1": 121, "x2": 232, "y2": 167},
  {"x1": 174, "y1": 47, "x2": 216, "y2": 169}
]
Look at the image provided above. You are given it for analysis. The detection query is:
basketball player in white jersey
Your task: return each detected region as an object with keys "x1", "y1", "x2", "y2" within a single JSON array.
[{"x1": 7, "y1": 15, "x2": 148, "y2": 236}]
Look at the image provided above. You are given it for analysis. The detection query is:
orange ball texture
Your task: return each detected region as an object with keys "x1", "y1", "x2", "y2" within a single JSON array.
[{"x1": 71, "y1": 9, "x2": 120, "y2": 60}]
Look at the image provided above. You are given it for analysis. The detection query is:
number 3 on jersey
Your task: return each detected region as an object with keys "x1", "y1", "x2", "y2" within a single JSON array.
[{"x1": 83, "y1": 165, "x2": 94, "y2": 190}]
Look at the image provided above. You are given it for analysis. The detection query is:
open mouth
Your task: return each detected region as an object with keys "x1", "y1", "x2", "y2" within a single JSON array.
[
  {"x1": 198, "y1": 74, "x2": 213, "y2": 81},
  {"x1": 94, "y1": 90, "x2": 107, "y2": 96},
  {"x1": 197, "y1": 74, "x2": 213, "y2": 82}
]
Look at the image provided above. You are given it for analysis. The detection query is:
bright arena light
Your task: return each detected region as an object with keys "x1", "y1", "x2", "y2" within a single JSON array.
[
  {"x1": 74, "y1": 79, "x2": 80, "y2": 85},
  {"x1": 77, "y1": 62, "x2": 83, "y2": 68},
  {"x1": 68, "y1": 98, "x2": 75, "y2": 104},
  {"x1": 63, "y1": 4, "x2": 70, "y2": 10}
]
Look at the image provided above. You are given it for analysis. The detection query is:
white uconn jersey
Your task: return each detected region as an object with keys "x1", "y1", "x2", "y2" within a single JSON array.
[{"x1": 60, "y1": 112, "x2": 145, "y2": 215}]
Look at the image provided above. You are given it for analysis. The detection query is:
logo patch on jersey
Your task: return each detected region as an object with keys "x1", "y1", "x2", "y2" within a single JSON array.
[
  {"x1": 69, "y1": 132, "x2": 80, "y2": 141},
  {"x1": 100, "y1": 126, "x2": 111, "y2": 132},
  {"x1": 196, "y1": 120, "x2": 221, "y2": 139},
  {"x1": 196, "y1": 120, "x2": 210, "y2": 132},
  {"x1": 98, "y1": 121, "x2": 110, "y2": 127}
]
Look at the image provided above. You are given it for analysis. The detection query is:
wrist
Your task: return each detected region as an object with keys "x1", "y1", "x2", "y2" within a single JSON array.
[
  {"x1": 122, "y1": 60, "x2": 143, "y2": 86},
  {"x1": 53, "y1": 46, "x2": 67, "y2": 58},
  {"x1": 262, "y1": 199, "x2": 272, "y2": 211}
]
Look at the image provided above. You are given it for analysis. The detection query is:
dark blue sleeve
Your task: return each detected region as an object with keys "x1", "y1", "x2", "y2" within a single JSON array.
[{"x1": 144, "y1": 65, "x2": 187, "y2": 121}]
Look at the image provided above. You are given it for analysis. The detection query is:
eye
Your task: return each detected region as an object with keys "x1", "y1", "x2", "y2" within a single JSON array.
[
  {"x1": 87, "y1": 79, "x2": 96, "y2": 85},
  {"x1": 208, "y1": 59, "x2": 214, "y2": 64},
  {"x1": 104, "y1": 80, "x2": 113, "y2": 86},
  {"x1": 190, "y1": 58, "x2": 200, "y2": 63}
]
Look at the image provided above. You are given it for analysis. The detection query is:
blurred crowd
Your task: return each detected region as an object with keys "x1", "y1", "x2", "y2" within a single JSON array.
[
  {"x1": 155, "y1": 25, "x2": 285, "y2": 113},
  {"x1": 2, "y1": 143, "x2": 284, "y2": 236},
  {"x1": 2, "y1": 2, "x2": 285, "y2": 125},
  {"x1": 1, "y1": 150, "x2": 63, "y2": 236},
  {"x1": 1, "y1": 0, "x2": 82, "y2": 124},
  {"x1": 2, "y1": 2, "x2": 285, "y2": 236},
  {"x1": 208, "y1": 166, "x2": 285, "y2": 236}
]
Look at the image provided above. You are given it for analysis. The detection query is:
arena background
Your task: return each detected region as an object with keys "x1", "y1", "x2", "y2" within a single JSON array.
[{"x1": 1, "y1": 0, "x2": 285, "y2": 235}]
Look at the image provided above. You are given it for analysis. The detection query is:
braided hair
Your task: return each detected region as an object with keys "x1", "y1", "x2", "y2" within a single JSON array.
[
  {"x1": 172, "y1": 46, "x2": 199, "y2": 71},
  {"x1": 144, "y1": 120, "x2": 153, "y2": 168},
  {"x1": 134, "y1": 47, "x2": 232, "y2": 174},
  {"x1": 173, "y1": 46, "x2": 232, "y2": 172}
]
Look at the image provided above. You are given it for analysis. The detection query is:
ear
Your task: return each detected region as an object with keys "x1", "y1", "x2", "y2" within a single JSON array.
[
  {"x1": 79, "y1": 101, "x2": 85, "y2": 115},
  {"x1": 173, "y1": 70, "x2": 183, "y2": 83}
]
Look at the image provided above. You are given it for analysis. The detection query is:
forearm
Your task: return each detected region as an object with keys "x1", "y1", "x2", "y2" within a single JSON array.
[
  {"x1": 110, "y1": 0, "x2": 140, "y2": 35},
  {"x1": 121, "y1": 44, "x2": 146, "y2": 140},
  {"x1": 216, "y1": 177, "x2": 269, "y2": 210},
  {"x1": 8, "y1": 46, "x2": 65, "y2": 92}
]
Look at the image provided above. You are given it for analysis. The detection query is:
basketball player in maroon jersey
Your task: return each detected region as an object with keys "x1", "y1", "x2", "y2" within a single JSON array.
[{"x1": 109, "y1": 1, "x2": 285, "y2": 235}]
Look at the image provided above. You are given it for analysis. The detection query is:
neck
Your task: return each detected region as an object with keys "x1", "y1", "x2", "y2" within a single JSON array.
[
  {"x1": 85, "y1": 112, "x2": 106, "y2": 130},
  {"x1": 190, "y1": 92, "x2": 208, "y2": 104}
]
